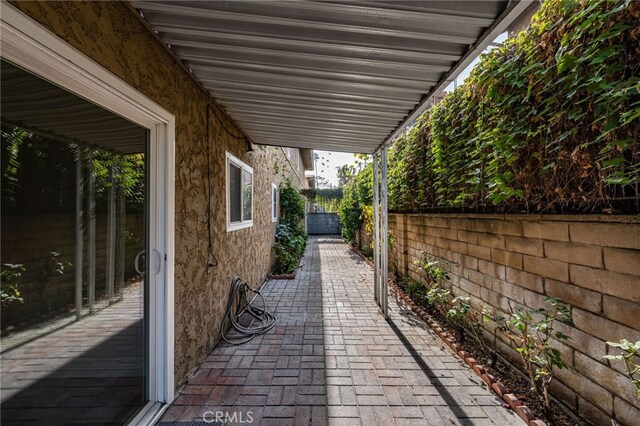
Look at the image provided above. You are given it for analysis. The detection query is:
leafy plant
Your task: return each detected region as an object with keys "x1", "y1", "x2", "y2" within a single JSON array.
[
  {"x1": 447, "y1": 296, "x2": 471, "y2": 325},
  {"x1": 1, "y1": 263, "x2": 25, "y2": 306},
  {"x1": 413, "y1": 252, "x2": 448, "y2": 284},
  {"x1": 338, "y1": 0, "x2": 640, "y2": 215},
  {"x1": 495, "y1": 297, "x2": 572, "y2": 412},
  {"x1": 469, "y1": 305, "x2": 498, "y2": 367},
  {"x1": 604, "y1": 339, "x2": 640, "y2": 397},
  {"x1": 273, "y1": 180, "x2": 307, "y2": 274},
  {"x1": 401, "y1": 276, "x2": 427, "y2": 302},
  {"x1": 338, "y1": 163, "x2": 372, "y2": 245},
  {"x1": 279, "y1": 180, "x2": 306, "y2": 228},
  {"x1": 426, "y1": 283, "x2": 451, "y2": 316},
  {"x1": 446, "y1": 296, "x2": 471, "y2": 341}
]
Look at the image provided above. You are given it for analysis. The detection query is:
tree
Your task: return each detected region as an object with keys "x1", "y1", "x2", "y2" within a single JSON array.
[{"x1": 336, "y1": 164, "x2": 357, "y2": 187}]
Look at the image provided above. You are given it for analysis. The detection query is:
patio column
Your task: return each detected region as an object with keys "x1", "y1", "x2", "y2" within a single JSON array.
[
  {"x1": 75, "y1": 146, "x2": 83, "y2": 320},
  {"x1": 87, "y1": 150, "x2": 96, "y2": 314},
  {"x1": 373, "y1": 152, "x2": 380, "y2": 305},
  {"x1": 373, "y1": 147, "x2": 389, "y2": 319},
  {"x1": 380, "y1": 146, "x2": 389, "y2": 319}
]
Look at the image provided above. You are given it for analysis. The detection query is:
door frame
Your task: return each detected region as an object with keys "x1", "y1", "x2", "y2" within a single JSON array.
[{"x1": 1, "y1": 2, "x2": 176, "y2": 417}]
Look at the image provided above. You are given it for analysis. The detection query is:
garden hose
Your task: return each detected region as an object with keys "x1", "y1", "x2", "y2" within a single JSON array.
[{"x1": 220, "y1": 277, "x2": 277, "y2": 345}]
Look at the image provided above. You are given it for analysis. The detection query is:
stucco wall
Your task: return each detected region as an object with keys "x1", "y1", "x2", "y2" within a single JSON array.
[
  {"x1": 386, "y1": 213, "x2": 640, "y2": 425},
  {"x1": 9, "y1": 1, "x2": 308, "y2": 387}
]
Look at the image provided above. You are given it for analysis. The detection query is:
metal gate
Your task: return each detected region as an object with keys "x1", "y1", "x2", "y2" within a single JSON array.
[{"x1": 306, "y1": 213, "x2": 342, "y2": 235}]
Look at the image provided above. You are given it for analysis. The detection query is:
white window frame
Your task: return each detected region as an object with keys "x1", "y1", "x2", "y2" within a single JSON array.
[
  {"x1": 271, "y1": 183, "x2": 278, "y2": 222},
  {"x1": 226, "y1": 152, "x2": 254, "y2": 231},
  {"x1": 1, "y1": 4, "x2": 175, "y2": 423}
]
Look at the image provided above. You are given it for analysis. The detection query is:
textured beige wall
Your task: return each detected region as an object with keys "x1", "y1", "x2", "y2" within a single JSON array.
[
  {"x1": 10, "y1": 1, "x2": 307, "y2": 387},
  {"x1": 385, "y1": 213, "x2": 640, "y2": 426}
]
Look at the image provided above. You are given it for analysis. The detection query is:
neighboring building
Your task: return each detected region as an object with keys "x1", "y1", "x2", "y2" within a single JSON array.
[{"x1": 1, "y1": 2, "x2": 312, "y2": 424}]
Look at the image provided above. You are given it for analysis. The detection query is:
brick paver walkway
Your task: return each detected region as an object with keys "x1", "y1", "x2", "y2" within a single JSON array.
[{"x1": 160, "y1": 236, "x2": 520, "y2": 425}]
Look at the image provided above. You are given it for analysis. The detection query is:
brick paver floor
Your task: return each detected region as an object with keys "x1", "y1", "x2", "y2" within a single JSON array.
[{"x1": 160, "y1": 236, "x2": 520, "y2": 425}]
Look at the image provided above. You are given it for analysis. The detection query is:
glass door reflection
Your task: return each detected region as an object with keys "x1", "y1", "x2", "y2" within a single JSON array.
[{"x1": 1, "y1": 60, "x2": 148, "y2": 425}]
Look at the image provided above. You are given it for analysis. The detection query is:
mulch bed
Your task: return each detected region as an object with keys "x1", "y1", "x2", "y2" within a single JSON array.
[{"x1": 390, "y1": 280, "x2": 580, "y2": 426}]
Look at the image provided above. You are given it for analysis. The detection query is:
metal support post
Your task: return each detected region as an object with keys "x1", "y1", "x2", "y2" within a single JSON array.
[
  {"x1": 373, "y1": 152, "x2": 380, "y2": 305},
  {"x1": 381, "y1": 146, "x2": 389, "y2": 319},
  {"x1": 87, "y1": 150, "x2": 96, "y2": 313},
  {"x1": 106, "y1": 164, "x2": 116, "y2": 304},
  {"x1": 75, "y1": 147, "x2": 83, "y2": 320}
]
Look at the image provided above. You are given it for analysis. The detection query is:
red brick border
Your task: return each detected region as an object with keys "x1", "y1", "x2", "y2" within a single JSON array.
[{"x1": 269, "y1": 272, "x2": 296, "y2": 279}]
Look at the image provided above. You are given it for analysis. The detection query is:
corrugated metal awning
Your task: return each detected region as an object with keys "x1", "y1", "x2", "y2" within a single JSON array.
[{"x1": 132, "y1": 1, "x2": 529, "y2": 153}]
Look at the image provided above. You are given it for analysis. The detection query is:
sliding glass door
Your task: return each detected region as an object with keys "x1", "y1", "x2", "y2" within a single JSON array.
[{"x1": 1, "y1": 59, "x2": 149, "y2": 425}]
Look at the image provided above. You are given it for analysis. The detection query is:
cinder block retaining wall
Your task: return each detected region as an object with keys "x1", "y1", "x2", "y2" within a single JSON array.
[{"x1": 385, "y1": 213, "x2": 639, "y2": 426}]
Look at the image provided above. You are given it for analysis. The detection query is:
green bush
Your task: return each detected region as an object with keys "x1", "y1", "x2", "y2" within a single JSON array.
[
  {"x1": 338, "y1": 163, "x2": 372, "y2": 244},
  {"x1": 343, "y1": 0, "x2": 640, "y2": 214},
  {"x1": 273, "y1": 180, "x2": 307, "y2": 274},
  {"x1": 273, "y1": 223, "x2": 306, "y2": 274}
]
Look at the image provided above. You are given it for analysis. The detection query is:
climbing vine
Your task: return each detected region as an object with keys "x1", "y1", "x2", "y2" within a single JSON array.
[
  {"x1": 301, "y1": 188, "x2": 343, "y2": 212},
  {"x1": 343, "y1": 0, "x2": 640, "y2": 216}
]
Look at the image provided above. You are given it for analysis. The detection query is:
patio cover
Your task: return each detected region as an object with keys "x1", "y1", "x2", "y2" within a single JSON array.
[{"x1": 132, "y1": 1, "x2": 531, "y2": 154}]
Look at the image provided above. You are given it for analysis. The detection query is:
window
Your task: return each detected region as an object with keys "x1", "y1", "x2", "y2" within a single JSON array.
[
  {"x1": 271, "y1": 184, "x2": 278, "y2": 222},
  {"x1": 226, "y1": 152, "x2": 253, "y2": 231}
]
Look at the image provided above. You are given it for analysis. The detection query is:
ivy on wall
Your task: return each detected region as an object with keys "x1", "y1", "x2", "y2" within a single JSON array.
[
  {"x1": 342, "y1": 0, "x2": 639, "y2": 232},
  {"x1": 301, "y1": 188, "x2": 343, "y2": 212}
]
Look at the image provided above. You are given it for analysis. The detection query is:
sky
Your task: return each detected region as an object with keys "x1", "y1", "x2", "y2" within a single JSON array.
[
  {"x1": 314, "y1": 33, "x2": 509, "y2": 187},
  {"x1": 312, "y1": 150, "x2": 359, "y2": 187}
]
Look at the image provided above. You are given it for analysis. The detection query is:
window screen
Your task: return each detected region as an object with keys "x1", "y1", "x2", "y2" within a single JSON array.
[
  {"x1": 272, "y1": 185, "x2": 278, "y2": 221},
  {"x1": 242, "y1": 169, "x2": 252, "y2": 221},
  {"x1": 229, "y1": 162, "x2": 241, "y2": 223}
]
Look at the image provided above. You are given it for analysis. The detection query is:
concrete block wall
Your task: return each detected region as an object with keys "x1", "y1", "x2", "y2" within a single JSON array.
[{"x1": 386, "y1": 213, "x2": 640, "y2": 426}]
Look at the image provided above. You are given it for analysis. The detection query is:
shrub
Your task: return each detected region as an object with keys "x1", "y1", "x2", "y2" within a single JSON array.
[
  {"x1": 273, "y1": 181, "x2": 307, "y2": 274},
  {"x1": 273, "y1": 223, "x2": 306, "y2": 274},
  {"x1": 338, "y1": 164, "x2": 372, "y2": 245}
]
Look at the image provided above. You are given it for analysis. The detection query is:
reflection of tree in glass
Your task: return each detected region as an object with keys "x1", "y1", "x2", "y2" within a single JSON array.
[{"x1": 1, "y1": 263, "x2": 25, "y2": 307}]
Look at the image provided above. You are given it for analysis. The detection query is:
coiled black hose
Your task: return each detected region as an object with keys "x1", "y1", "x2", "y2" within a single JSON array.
[{"x1": 220, "y1": 277, "x2": 277, "y2": 345}]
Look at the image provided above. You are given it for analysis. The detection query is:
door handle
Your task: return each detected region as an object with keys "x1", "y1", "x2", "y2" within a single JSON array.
[
  {"x1": 152, "y1": 249, "x2": 162, "y2": 275},
  {"x1": 135, "y1": 250, "x2": 145, "y2": 275}
]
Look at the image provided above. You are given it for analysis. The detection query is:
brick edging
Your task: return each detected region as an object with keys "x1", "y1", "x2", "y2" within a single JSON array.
[
  {"x1": 269, "y1": 272, "x2": 296, "y2": 279},
  {"x1": 388, "y1": 281, "x2": 546, "y2": 426}
]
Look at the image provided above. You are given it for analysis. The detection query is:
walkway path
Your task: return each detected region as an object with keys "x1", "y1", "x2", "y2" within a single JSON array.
[{"x1": 160, "y1": 237, "x2": 520, "y2": 425}]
